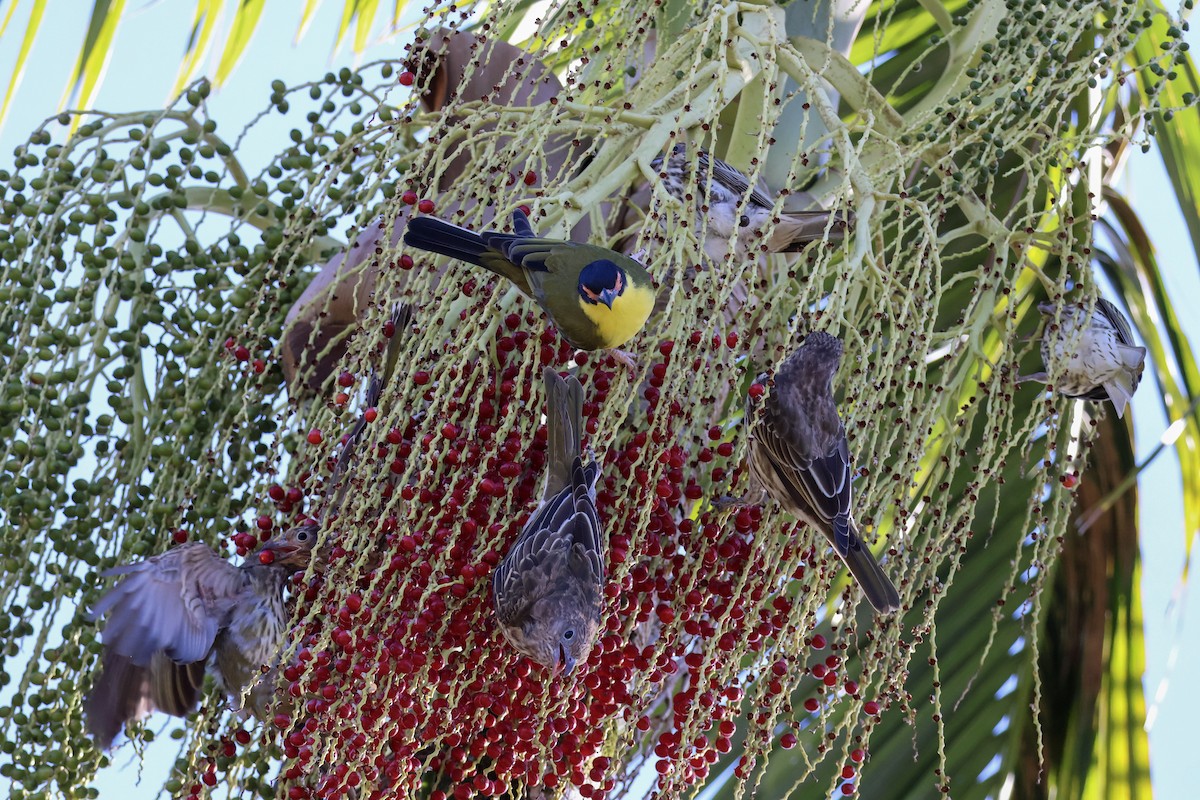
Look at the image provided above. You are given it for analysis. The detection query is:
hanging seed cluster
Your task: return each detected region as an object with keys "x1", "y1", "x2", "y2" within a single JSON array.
[{"x1": 0, "y1": 0, "x2": 1190, "y2": 798}]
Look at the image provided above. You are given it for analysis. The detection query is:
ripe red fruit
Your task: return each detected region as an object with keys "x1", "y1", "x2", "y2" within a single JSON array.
[
  {"x1": 840, "y1": 784, "x2": 855, "y2": 796},
  {"x1": 803, "y1": 698, "x2": 819, "y2": 713},
  {"x1": 810, "y1": 634, "x2": 827, "y2": 649},
  {"x1": 258, "y1": 550, "x2": 276, "y2": 565},
  {"x1": 863, "y1": 700, "x2": 880, "y2": 716},
  {"x1": 234, "y1": 345, "x2": 250, "y2": 362},
  {"x1": 307, "y1": 429, "x2": 323, "y2": 445},
  {"x1": 850, "y1": 748, "x2": 865, "y2": 763},
  {"x1": 418, "y1": 199, "x2": 435, "y2": 214},
  {"x1": 523, "y1": 171, "x2": 538, "y2": 186},
  {"x1": 780, "y1": 733, "x2": 797, "y2": 749},
  {"x1": 398, "y1": 71, "x2": 415, "y2": 86},
  {"x1": 1061, "y1": 474, "x2": 1078, "y2": 489},
  {"x1": 364, "y1": 408, "x2": 378, "y2": 423},
  {"x1": 402, "y1": 190, "x2": 418, "y2": 205},
  {"x1": 337, "y1": 371, "x2": 354, "y2": 387}
]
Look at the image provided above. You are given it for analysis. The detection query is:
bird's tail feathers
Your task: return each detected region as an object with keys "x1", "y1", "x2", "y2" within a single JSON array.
[
  {"x1": 84, "y1": 650, "x2": 154, "y2": 750},
  {"x1": 543, "y1": 368, "x2": 584, "y2": 497},
  {"x1": 403, "y1": 217, "x2": 490, "y2": 268},
  {"x1": 843, "y1": 521, "x2": 901, "y2": 613},
  {"x1": 1103, "y1": 375, "x2": 1136, "y2": 419},
  {"x1": 770, "y1": 210, "x2": 853, "y2": 251},
  {"x1": 1104, "y1": 344, "x2": 1146, "y2": 419},
  {"x1": 511, "y1": 209, "x2": 535, "y2": 236}
]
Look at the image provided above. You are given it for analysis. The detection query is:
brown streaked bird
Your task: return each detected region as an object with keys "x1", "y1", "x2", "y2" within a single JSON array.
[
  {"x1": 492, "y1": 367, "x2": 605, "y2": 674},
  {"x1": 1018, "y1": 298, "x2": 1146, "y2": 419},
  {"x1": 745, "y1": 332, "x2": 901, "y2": 614},
  {"x1": 84, "y1": 522, "x2": 317, "y2": 749},
  {"x1": 651, "y1": 142, "x2": 852, "y2": 263}
]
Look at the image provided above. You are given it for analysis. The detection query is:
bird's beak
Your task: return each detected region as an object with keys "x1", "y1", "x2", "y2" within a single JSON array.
[
  {"x1": 259, "y1": 538, "x2": 300, "y2": 565},
  {"x1": 597, "y1": 287, "x2": 618, "y2": 309},
  {"x1": 556, "y1": 644, "x2": 576, "y2": 676}
]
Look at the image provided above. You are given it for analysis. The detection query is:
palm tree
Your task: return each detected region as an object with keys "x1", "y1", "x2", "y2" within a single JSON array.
[{"x1": 0, "y1": 1, "x2": 1194, "y2": 798}]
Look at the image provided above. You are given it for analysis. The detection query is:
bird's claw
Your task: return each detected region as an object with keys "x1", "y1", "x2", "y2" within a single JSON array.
[
  {"x1": 609, "y1": 349, "x2": 639, "y2": 376},
  {"x1": 712, "y1": 493, "x2": 750, "y2": 511}
]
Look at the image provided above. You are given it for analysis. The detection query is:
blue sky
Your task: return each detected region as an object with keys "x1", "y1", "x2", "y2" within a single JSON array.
[{"x1": 0, "y1": 2, "x2": 1196, "y2": 797}]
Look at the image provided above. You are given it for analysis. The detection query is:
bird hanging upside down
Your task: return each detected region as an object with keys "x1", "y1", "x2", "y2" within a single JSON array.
[
  {"x1": 1018, "y1": 298, "x2": 1147, "y2": 419},
  {"x1": 491, "y1": 367, "x2": 606, "y2": 675}
]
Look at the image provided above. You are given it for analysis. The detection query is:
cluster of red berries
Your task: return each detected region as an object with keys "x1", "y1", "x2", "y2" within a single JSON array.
[{"x1": 208, "y1": 306, "x2": 887, "y2": 799}]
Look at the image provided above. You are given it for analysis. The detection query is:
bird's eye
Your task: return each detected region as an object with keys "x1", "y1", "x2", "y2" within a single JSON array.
[
  {"x1": 563, "y1": 629, "x2": 575, "y2": 640},
  {"x1": 297, "y1": 530, "x2": 309, "y2": 541},
  {"x1": 739, "y1": 215, "x2": 750, "y2": 228}
]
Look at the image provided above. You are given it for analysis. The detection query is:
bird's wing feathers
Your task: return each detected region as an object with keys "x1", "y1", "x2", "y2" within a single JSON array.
[
  {"x1": 699, "y1": 151, "x2": 774, "y2": 209},
  {"x1": 1095, "y1": 297, "x2": 1136, "y2": 346},
  {"x1": 486, "y1": 235, "x2": 558, "y2": 272},
  {"x1": 493, "y1": 457, "x2": 603, "y2": 626},
  {"x1": 94, "y1": 543, "x2": 247, "y2": 666},
  {"x1": 757, "y1": 416, "x2": 854, "y2": 549}
]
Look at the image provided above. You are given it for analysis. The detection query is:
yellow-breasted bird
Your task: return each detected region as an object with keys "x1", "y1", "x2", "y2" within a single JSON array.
[
  {"x1": 84, "y1": 523, "x2": 317, "y2": 749},
  {"x1": 745, "y1": 332, "x2": 901, "y2": 614},
  {"x1": 651, "y1": 142, "x2": 852, "y2": 263},
  {"x1": 404, "y1": 209, "x2": 655, "y2": 356},
  {"x1": 492, "y1": 368, "x2": 605, "y2": 674},
  {"x1": 1018, "y1": 298, "x2": 1146, "y2": 419}
]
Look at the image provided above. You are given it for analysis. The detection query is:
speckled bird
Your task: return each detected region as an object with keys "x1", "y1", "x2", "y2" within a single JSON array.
[
  {"x1": 651, "y1": 142, "x2": 852, "y2": 262},
  {"x1": 746, "y1": 332, "x2": 901, "y2": 614},
  {"x1": 84, "y1": 523, "x2": 317, "y2": 749},
  {"x1": 492, "y1": 368, "x2": 605, "y2": 674},
  {"x1": 1019, "y1": 298, "x2": 1146, "y2": 419},
  {"x1": 404, "y1": 209, "x2": 655, "y2": 357}
]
